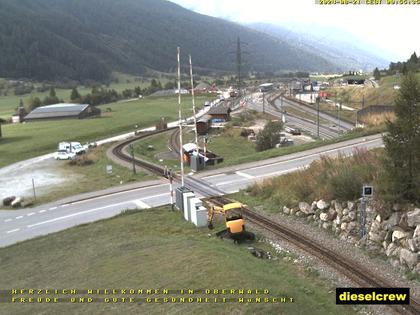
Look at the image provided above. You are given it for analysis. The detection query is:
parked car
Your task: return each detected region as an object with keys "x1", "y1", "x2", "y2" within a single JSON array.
[{"x1": 54, "y1": 150, "x2": 76, "y2": 160}]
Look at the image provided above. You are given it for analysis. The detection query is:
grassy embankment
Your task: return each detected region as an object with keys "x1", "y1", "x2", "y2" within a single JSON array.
[
  {"x1": 0, "y1": 95, "x2": 209, "y2": 168},
  {"x1": 234, "y1": 149, "x2": 384, "y2": 213},
  {"x1": 0, "y1": 207, "x2": 357, "y2": 315},
  {"x1": 320, "y1": 72, "x2": 420, "y2": 125}
]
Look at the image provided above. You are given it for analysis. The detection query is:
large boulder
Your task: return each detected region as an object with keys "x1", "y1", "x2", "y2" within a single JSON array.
[
  {"x1": 347, "y1": 201, "x2": 356, "y2": 212},
  {"x1": 316, "y1": 200, "x2": 329, "y2": 211},
  {"x1": 369, "y1": 231, "x2": 383, "y2": 243},
  {"x1": 407, "y1": 208, "x2": 420, "y2": 227},
  {"x1": 283, "y1": 206, "x2": 290, "y2": 215},
  {"x1": 348, "y1": 211, "x2": 357, "y2": 221},
  {"x1": 414, "y1": 226, "x2": 420, "y2": 238},
  {"x1": 383, "y1": 212, "x2": 401, "y2": 230},
  {"x1": 334, "y1": 201, "x2": 343, "y2": 214},
  {"x1": 392, "y1": 229, "x2": 413, "y2": 242},
  {"x1": 399, "y1": 248, "x2": 418, "y2": 269},
  {"x1": 408, "y1": 237, "x2": 420, "y2": 252},
  {"x1": 320, "y1": 212, "x2": 329, "y2": 222},
  {"x1": 298, "y1": 202, "x2": 313, "y2": 215},
  {"x1": 386, "y1": 243, "x2": 401, "y2": 257},
  {"x1": 347, "y1": 221, "x2": 357, "y2": 232}
]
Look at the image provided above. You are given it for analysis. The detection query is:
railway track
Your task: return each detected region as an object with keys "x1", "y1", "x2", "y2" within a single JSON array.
[
  {"x1": 111, "y1": 129, "x2": 419, "y2": 315},
  {"x1": 208, "y1": 196, "x2": 420, "y2": 315}
]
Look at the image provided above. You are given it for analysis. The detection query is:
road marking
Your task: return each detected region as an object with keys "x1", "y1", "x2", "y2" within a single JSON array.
[
  {"x1": 215, "y1": 177, "x2": 250, "y2": 187},
  {"x1": 39, "y1": 210, "x2": 46, "y2": 213},
  {"x1": 15, "y1": 216, "x2": 23, "y2": 220},
  {"x1": 6, "y1": 229, "x2": 20, "y2": 234},
  {"x1": 27, "y1": 201, "x2": 131, "y2": 229},
  {"x1": 236, "y1": 171, "x2": 254, "y2": 179},
  {"x1": 64, "y1": 184, "x2": 170, "y2": 206},
  {"x1": 133, "y1": 200, "x2": 151, "y2": 209},
  {"x1": 49, "y1": 206, "x2": 57, "y2": 210},
  {"x1": 141, "y1": 193, "x2": 169, "y2": 200},
  {"x1": 202, "y1": 173, "x2": 226, "y2": 180},
  {"x1": 27, "y1": 212, "x2": 35, "y2": 216},
  {"x1": 4, "y1": 219, "x2": 12, "y2": 223},
  {"x1": 257, "y1": 167, "x2": 302, "y2": 179},
  {"x1": 61, "y1": 204, "x2": 69, "y2": 208}
]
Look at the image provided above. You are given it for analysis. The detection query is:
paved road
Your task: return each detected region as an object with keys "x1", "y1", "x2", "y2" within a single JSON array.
[{"x1": 0, "y1": 134, "x2": 384, "y2": 248}]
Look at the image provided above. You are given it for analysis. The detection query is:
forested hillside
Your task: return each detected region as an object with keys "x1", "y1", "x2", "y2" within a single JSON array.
[{"x1": 0, "y1": 0, "x2": 340, "y2": 82}]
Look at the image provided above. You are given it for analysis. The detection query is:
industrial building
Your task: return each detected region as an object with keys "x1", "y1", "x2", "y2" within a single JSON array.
[{"x1": 24, "y1": 103, "x2": 100, "y2": 122}]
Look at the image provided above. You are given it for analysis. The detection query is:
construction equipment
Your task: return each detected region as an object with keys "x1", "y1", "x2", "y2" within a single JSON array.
[{"x1": 207, "y1": 202, "x2": 255, "y2": 242}]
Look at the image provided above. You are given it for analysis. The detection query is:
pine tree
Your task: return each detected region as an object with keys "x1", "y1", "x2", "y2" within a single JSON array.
[
  {"x1": 373, "y1": 67, "x2": 381, "y2": 81},
  {"x1": 49, "y1": 87, "x2": 56, "y2": 98},
  {"x1": 70, "y1": 88, "x2": 81, "y2": 101},
  {"x1": 383, "y1": 72, "x2": 420, "y2": 203}
]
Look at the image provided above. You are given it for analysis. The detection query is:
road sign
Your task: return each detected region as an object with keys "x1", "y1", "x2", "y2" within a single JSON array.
[
  {"x1": 362, "y1": 185, "x2": 373, "y2": 197},
  {"x1": 106, "y1": 165, "x2": 113, "y2": 174}
]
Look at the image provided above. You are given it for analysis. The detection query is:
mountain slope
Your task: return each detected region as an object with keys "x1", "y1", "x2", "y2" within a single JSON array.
[
  {"x1": 0, "y1": 0, "x2": 341, "y2": 82},
  {"x1": 249, "y1": 23, "x2": 390, "y2": 72}
]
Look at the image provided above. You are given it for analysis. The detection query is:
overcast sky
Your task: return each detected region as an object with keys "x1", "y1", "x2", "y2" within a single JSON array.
[{"x1": 169, "y1": 0, "x2": 419, "y2": 60}]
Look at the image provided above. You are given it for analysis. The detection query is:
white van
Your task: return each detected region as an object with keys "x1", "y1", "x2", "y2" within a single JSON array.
[{"x1": 58, "y1": 142, "x2": 85, "y2": 155}]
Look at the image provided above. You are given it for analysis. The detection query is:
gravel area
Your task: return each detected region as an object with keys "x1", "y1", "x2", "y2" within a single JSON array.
[{"x1": 249, "y1": 206, "x2": 419, "y2": 315}]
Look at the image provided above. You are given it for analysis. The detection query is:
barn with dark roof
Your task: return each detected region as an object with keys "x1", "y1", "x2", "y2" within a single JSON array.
[{"x1": 24, "y1": 103, "x2": 101, "y2": 122}]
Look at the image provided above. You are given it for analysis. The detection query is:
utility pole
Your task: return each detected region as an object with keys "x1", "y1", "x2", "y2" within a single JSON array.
[
  {"x1": 316, "y1": 96, "x2": 320, "y2": 138},
  {"x1": 177, "y1": 47, "x2": 184, "y2": 187},
  {"x1": 129, "y1": 144, "x2": 136, "y2": 174},
  {"x1": 236, "y1": 37, "x2": 242, "y2": 93},
  {"x1": 262, "y1": 92, "x2": 265, "y2": 114},
  {"x1": 189, "y1": 54, "x2": 198, "y2": 151}
]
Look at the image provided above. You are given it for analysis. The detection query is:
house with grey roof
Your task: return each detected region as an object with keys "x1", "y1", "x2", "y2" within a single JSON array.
[{"x1": 24, "y1": 103, "x2": 100, "y2": 122}]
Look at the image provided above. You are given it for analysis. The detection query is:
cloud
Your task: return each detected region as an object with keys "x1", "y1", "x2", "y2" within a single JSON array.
[{"x1": 170, "y1": 0, "x2": 419, "y2": 60}]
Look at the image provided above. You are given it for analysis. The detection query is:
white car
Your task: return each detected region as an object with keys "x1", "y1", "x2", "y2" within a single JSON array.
[{"x1": 54, "y1": 150, "x2": 76, "y2": 160}]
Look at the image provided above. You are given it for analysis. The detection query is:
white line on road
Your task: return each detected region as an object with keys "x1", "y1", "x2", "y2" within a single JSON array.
[
  {"x1": 215, "y1": 178, "x2": 250, "y2": 187},
  {"x1": 258, "y1": 167, "x2": 302, "y2": 179},
  {"x1": 39, "y1": 210, "x2": 46, "y2": 213},
  {"x1": 141, "y1": 193, "x2": 169, "y2": 200},
  {"x1": 65, "y1": 184, "x2": 169, "y2": 206},
  {"x1": 15, "y1": 216, "x2": 23, "y2": 220},
  {"x1": 27, "y1": 201, "x2": 131, "y2": 229},
  {"x1": 61, "y1": 204, "x2": 69, "y2": 208},
  {"x1": 202, "y1": 173, "x2": 227, "y2": 180},
  {"x1": 4, "y1": 219, "x2": 12, "y2": 223},
  {"x1": 133, "y1": 200, "x2": 151, "y2": 209},
  {"x1": 236, "y1": 171, "x2": 255, "y2": 179},
  {"x1": 6, "y1": 228, "x2": 20, "y2": 234},
  {"x1": 49, "y1": 207, "x2": 57, "y2": 210},
  {"x1": 27, "y1": 212, "x2": 35, "y2": 216}
]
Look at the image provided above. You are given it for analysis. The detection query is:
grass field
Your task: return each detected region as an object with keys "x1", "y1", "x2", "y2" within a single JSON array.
[
  {"x1": 0, "y1": 95, "x2": 209, "y2": 168},
  {"x1": 0, "y1": 207, "x2": 357, "y2": 315},
  {"x1": 0, "y1": 73, "x2": 153, "y2": 119}
]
